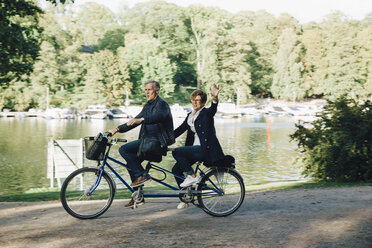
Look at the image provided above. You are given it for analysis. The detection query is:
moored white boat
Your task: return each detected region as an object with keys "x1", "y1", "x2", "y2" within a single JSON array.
[
  {"x1": 217, "y1": 102, "x2": 242, "y2": 118},
  {"x1": 110, "y1": 108, "x2": 129, "y2": 119},
  {"x1": 42, "y1": 108, "x2": 73, "y2": 119},
  {"x1": 84, "y1": 105, "x2": 113, "y2": 119}
]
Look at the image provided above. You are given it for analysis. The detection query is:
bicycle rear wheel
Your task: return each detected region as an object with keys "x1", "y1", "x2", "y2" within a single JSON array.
[
  {"x1": 60, "y1": 167, "x2": 115, "y2": 219},
  {"x1": 197, "y1": 167, "x2": 245, "y2": 217}
]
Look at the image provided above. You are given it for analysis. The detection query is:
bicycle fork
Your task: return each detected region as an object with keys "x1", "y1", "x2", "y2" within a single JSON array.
[{"x1": 84, "y1": 168, "x2": 105, "y2": 196}]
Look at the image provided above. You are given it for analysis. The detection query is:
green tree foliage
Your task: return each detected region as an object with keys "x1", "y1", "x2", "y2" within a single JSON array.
[
  {"x1": 0, "y1": 0, "x2": 43, "y2": 85},
  {"x1": 321, "y1": 12, "x2": 367, "y2": 100},
  {"x1": 290, "y1": 97, "x2": 372, "y2": 182},
  {"x1": 0, "y1": 0, "x2": 72, "y2": 86},
  {"x1": 0, "y1": 78, "x2": 35, "y2": 111},
  {"x1": 95, "y1": 28, "x2": 127, "y2": 53},
  {"x1": 77, "y1": 50, "x2": 131, "y2": 109},
  {"x1": 239, "y1": 10, "x2": 283, "y2": 96},
  {"x1": 272, "y1": 28, "x2": 305, "y2": 100},
  {"x1": 356, "y1": 25, "x2": 372, "y2": 96},
  {"x1": 185, "y1": 5, "x2": 228, "y2": 89},
  {"x1": 212, "y1": 14, "x2": 252, "y2": 104},
  {"x1": 30, "y1": 41, "x2": 59, "y2": 107},
  {"x1": 120, "y1": 34, "x2": 176, "y2": 99},
  {"x1": 1, "y1": 0, "x2": 372, "y2": 111},
  {"x1": 74, "y1": 2, "x2": 118, "y2": 45},
  {"x1": 300, "y1": 27, "x2": 328, "y2": 97}
]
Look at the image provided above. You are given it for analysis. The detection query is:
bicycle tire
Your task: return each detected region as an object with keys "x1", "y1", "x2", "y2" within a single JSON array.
[
  {"x1": 60, "y1": 167, "x2": 116, "y2": 219},
  {"x1": 197, "y1": 167, "x2": 245, "y2": 217}
]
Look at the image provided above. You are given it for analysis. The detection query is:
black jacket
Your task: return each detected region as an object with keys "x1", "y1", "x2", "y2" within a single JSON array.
[
  {"x1": 117, "y1": 96, "x2": 175, "y2": 148},
  {"x1": 174, "y1": 101, "x2": 224, "y2": 166}
]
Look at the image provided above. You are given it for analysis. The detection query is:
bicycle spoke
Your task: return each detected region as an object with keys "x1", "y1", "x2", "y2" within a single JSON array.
[{"x1": 197, "y1": 168, "x2": 245, "y2": 217}]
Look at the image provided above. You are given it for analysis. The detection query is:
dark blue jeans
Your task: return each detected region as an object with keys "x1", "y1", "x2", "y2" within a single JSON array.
[
  {"x1": 118, "y1": 139, "x2": 147, "y2": 182},
  {"x1": 172, "y1": 145, "x2": 205, "y2": 187}
]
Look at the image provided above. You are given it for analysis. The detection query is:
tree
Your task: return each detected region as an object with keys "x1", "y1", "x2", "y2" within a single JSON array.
[
  {"x1": 0, "y1": 0, "x2": 43, "y2": 85},
  {"x1": 95, "y1": 28, "x2": 127, "y2": 54},
  {"x1": 237, "y1": 10, "x2": 283, "y2": 96},
  {"x1": 30, "y1": 41, "x2": 59, "y2": 108},
  {"x1": 77, "y1": 50, "x2": 131, "y2": 108},
  {"x1": 185, "y1": 5, "x2": 228, "y2": 89},
  {"x1": 246, "y1": 42, "x2": 273, "y2": 96},
  {"x1": 356, "y1": 25, "x2": 372, "y2": 97},
  {"x1": 120, "y1": 34, "x2": 176, "y2": 99},
  {"x1": 0, "y1": 0, "x2": 72, "y2": 86},
  {"x1": 119, "y1": 1, "x2": 195, "y2": 88},
  {"x1": 74, "y1": 2, "x2": 118, "y2": 46},
  {"x1": 291, "y1": 97, "x2": 372, "y2": 182},
  {"x1": 321, "y1": 12, "x2": 366, "y2": 100},
  {"x1": 271, "y1": 28, "x2": 305, "y2": 100},
  {"x1": 79, "y1": 57, "x2": 105, "y2": 107},
  {"x1": 300, "y1": 27, "x2": 328, "y2": 97},
  {"x1": 0, "y1": 78, "x2": 35, "y2": 111},
  {"x1": 211, "y1": 15, "x2": 253, "y2": 104}
]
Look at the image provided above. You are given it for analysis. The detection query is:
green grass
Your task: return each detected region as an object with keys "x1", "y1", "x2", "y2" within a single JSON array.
[{"x1": 0, "y1": 181, "x2": 371, "y2": 202}]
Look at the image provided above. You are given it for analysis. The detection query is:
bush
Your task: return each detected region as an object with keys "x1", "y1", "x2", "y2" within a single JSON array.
[{"x1": 290, "y1": 97, "x2": 372, "y2": 182}]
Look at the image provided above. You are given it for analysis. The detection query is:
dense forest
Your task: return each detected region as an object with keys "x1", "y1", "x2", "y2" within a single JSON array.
[{"x1": 1, "y1": 0, "x2": 371, "y2": 111}]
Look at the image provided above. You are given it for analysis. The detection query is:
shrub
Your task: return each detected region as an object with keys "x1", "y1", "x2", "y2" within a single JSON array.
[{"x1": 290, "y1": 97, "x2": 372, "y2": 182}]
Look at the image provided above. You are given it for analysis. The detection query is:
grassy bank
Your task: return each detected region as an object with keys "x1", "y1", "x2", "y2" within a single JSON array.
[{"x1": 0, "y1": 181, "x2": 371, "y2": 202}]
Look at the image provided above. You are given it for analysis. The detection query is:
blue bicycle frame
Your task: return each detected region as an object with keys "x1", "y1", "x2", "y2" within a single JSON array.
[{"x1": 90, "y1": 144, "x2": 220, "y2": 198}]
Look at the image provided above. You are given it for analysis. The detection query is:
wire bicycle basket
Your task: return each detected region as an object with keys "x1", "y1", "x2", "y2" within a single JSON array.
[{"x1": 84, "y1": 133, "x2": 108, "y2": 161}]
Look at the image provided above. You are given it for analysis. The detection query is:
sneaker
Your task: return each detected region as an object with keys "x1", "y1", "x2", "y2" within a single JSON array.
[
  {"x1": 125, "y1": 198, "x2": 145, "y2": 208},
  {"x1": 177, "y1": 202, "x2": 189, "y2": 209},
  {"x1": 130, "y1": 175, "x2": 151, "y2": 187},
  {"x1": 180, "y1": 175, "x2": 200, "y2": 188}
]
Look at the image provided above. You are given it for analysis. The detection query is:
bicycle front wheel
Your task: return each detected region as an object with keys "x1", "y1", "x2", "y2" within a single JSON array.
[
  {"x1": 60, "y1": 167, "x2": 115, "y2": 219},
  {"x1": 197, "y1": 167, "x2": 245, "y2": 217}
]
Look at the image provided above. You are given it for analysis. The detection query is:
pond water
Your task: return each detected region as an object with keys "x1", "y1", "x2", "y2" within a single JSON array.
[{"x1": 0, "y1": 116, "x2": 304, "y2": 195}]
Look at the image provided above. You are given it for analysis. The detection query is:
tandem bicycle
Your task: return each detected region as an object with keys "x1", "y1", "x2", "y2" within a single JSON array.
[{"x1": 60, "y1": 133, "x2": 245, "y2": 219}]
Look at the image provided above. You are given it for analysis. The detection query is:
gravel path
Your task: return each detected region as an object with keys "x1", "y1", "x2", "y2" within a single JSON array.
[{"x1": 0, "y1": 186, "x2": 371, "y2": 248}]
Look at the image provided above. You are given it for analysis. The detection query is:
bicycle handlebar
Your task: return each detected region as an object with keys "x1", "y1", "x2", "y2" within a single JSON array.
[
  {"x1": 100, "y1": 132, "x2": 127, "y2": 144},
  {"x1": 103, "y1": 132, "x2": 112, "y2": 137},
  {"x1": 114, "y1": 138, "x2": 127, "y2": 143}
]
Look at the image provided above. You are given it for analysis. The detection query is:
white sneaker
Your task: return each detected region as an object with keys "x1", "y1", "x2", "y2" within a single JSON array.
[
  {"x1": 177, "y1": 202, "x2": 189, "y2": 209},
  {"x1": 180, "y1": 175, "x2": 200, "y2": 188}
]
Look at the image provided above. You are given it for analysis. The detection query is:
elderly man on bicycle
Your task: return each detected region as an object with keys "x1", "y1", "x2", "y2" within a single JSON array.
[{"x1": 109, "y1": 80, "x2": 175, "y2": 207}]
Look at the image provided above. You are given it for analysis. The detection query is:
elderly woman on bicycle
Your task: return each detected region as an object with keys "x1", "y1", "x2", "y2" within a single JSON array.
[{"x1": 172, "y1": 83, "x2": 224, "y2": 209}]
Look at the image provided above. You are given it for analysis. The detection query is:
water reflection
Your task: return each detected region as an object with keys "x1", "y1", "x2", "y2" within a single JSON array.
[
  {"x1": 0, "y1": 116, "x2": 303, "y2": 195},
  {"x1": 214, "y1": 117, "x2": 299, "y2": 184}
]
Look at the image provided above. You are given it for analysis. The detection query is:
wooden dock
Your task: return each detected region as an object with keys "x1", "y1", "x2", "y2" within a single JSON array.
[{"x1": 0, "y1": 112, "x2": 39, "y2": 118}]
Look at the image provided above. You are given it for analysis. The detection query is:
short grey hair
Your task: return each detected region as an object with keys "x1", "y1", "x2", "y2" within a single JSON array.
[{"x1": 145, "y1": 80, "x2": 160, "y2": 90}]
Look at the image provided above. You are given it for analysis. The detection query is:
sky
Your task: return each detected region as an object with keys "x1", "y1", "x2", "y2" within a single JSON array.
[{"x1": 73, "y1": 0, "x2": 372, "y2": 23}]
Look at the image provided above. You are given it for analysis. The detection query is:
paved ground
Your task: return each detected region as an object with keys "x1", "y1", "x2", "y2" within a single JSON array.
[{"x1": 0, "y1": 186, "x2": 371, "y2": 248}]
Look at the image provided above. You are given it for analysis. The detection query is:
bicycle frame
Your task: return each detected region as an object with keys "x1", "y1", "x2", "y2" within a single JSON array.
[
  {"x1": 61, "y1": 137, "x2": 245, "y2": 219},
  {"x1": 90, "y1": 143, "x2": 222, "y2": 198}
]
